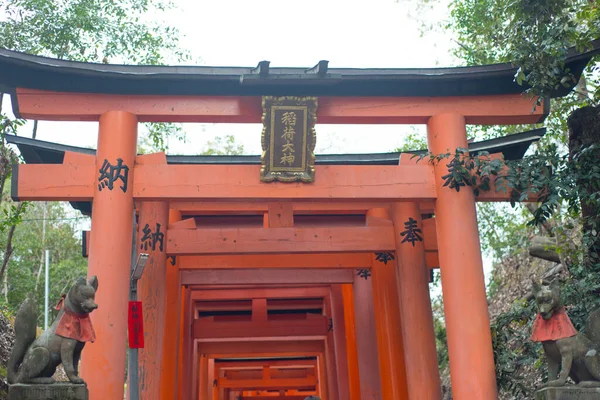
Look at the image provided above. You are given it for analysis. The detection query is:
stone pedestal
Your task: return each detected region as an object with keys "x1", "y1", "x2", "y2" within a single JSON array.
[
  {"x1": 535, "y1": 387, "x2": 600, "y2": 400},
  {"x1": 8, "y1": 383, "x2": 88, "y2": 400}
]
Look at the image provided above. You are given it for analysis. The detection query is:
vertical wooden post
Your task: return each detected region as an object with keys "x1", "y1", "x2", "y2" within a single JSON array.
[
  {"x1": 391, "y1": 202, "x2": 441, "y2": 400},
  {"x1": 137, "y1": 201, "x2": 169, "y2": 400},
  {"x1": 81, "y1": 111, "x2": 137, "y2": 400},
  {"x1": 160, "y1": 209, "x2": 182, "y2": 399},
  {"x1": 180, "y1": 287, "x2": 192, "y2": 400},
  {"x1": 367, "y1": 208, "x2": 410, "y2": 400},
  {"x1": 353, "y1": 270, "x2": 382, "y2": 400},
  {"x1": 342, "y1": 284, "x2": 361, "y2": 400},
  {"x1": 199, "y1": 354, "x2": 209, "y2": 400},
  {"x1": 323, "y1": 295, "x2": 340, "y2": 400},
  {"x1": 427, "y1": 113, "x2": 497, "y2": 399},
  {"x1": 329, "y1": 285, "x2": 351, "y2": 400}
]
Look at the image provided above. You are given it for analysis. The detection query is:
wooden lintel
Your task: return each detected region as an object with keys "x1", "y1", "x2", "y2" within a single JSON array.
[
  {"x1": 166, "y1": 226, "x2": 396, "y2": 255},
  {"x1": 179, "y1": 253, "x2": 372, "y2": 269},
  {"x1": 215, "y1": 359, "x2": 317, "y2": 369},
  {"x1": 268, "y1": 203, "x2": 294, "y2": 228},
  {"x1": 193, "y1": 315, "x2": 329, "y2": 339},
  {"x1": 198, "y1": 340, "x2": 324, "y2": 358},
  {"x1": 217, "y1": 376, "x2": 318, "y2": 390},
  {"x1": 16, "y1": 89, "x2": 545, "y2": 125},
  {"x1": 12, "y1": 162, "x2": 529, "y2": 203},
  {"x1": 191, "y1": 287, "x2": 331, "y2": 302},
  {"x1": 181, "y1": 269, "x2": 355, "y2": 286}
]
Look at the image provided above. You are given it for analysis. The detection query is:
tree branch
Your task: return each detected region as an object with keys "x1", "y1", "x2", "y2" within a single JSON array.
[{"x1": 0, "y1": 202, "x2": 24, "y2": 284}]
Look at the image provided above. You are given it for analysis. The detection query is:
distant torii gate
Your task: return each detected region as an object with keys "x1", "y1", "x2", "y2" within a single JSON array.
[{"x1": 3, "y1": 44, "x2": 597, "y2": 400}]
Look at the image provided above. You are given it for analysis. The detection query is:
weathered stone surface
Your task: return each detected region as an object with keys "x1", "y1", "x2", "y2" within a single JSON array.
[
  {"x1": 8, "y1": 383, "x2": 88, "y2": 400},
  {"x1": 535, "y1": 387, "x2": 600, "y2": 400}
]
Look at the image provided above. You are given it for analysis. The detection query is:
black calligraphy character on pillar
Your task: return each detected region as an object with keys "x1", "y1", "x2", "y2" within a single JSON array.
[
  {"x1": 140, "y1": 223, "x2": 165, "y2": 252},
  {"x1": 374, "y1": 252, "x2": 395, "y2": 264},
  {"x1": 356, "y1": 268, "x2": 371, "y2": 280},
  {"x1": 168, "y1": 256, "x2": 177, "y2": 266},
  {"x1": 400, "y1": 217, "x2": 423, "y2": 246},
  {"x1": 98, "y1": 158, "x2": 129, "y2": 193}
]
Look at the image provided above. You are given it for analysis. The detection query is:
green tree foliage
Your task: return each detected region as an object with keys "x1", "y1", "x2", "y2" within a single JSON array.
[
  {"x1": 0, "y1": 201, "x2": 87, "y2": 327},
  {"x1": 0, "y1": 0, "x2": 193, "y2": 325}
]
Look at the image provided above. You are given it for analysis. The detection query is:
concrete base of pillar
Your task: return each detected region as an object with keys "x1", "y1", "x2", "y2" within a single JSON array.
[
  {"x1": 8, "y1": 383, "x2": 88, "y2": 400},
  {"x1": 535, "y1": 386, "x2": 600, "y2": 400}
]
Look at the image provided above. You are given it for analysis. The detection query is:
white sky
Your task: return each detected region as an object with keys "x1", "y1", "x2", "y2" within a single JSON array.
[{"x1": 4, "y1": 0, "x2": 497, "y2": 290}]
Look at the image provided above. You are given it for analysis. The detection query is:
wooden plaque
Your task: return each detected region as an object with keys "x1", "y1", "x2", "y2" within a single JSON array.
[{"x1": 260, "y1": 96, "x2": 317, "y2": 182}]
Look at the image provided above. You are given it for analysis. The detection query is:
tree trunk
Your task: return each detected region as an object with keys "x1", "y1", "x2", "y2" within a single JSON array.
[
  {"x1": 33, "y1": 203, "x2": 47, "y2": 294},
  {"x1": 568, "y1": 105, "x2": 600, "y2": 266},
  {"x1": 529, "y1": 236, "x2": 560, "y2": 263},
  {"x1": 0, "y1": 202, "x2": 23, "y2": 286}
]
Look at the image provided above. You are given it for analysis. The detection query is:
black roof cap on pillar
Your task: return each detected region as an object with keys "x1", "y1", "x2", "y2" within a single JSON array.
[
  {"x1": 0, "y1": 40, "x2": 598, "y2": 99},
  {"x1": 5, "y1": 128, "x2": 546, "y2": 216}
]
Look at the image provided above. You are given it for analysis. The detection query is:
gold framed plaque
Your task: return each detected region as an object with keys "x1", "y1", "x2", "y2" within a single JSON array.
[{"x1": 260, "y1": 96, "x2": 317, "y2": 182}]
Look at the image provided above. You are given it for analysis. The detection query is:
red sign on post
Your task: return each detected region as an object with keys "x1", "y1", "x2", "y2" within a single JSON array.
[{"x1": 128, "y1": 301, "x2": 144, "y2": 349}]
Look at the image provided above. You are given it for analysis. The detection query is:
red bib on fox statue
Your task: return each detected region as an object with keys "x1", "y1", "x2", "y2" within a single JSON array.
[
  {"x1": 55, "y1": 294, "x2": 97, "y2": 343},
  {"x1": 530, "y1": 306, "x2": 578, "y2": 342}
]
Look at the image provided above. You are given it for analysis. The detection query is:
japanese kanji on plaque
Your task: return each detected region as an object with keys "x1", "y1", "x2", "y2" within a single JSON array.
[{"x1": 260, "y1": 96, "x2": 317, "y2": 182}]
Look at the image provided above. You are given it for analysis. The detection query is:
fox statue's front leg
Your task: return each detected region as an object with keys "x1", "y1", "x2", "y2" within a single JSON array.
[{"x1": 61, "y1": 339, "x2": 84, "y2": 384}]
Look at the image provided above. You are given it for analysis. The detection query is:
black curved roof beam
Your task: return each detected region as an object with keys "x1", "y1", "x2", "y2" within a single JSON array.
[{"x1": 0, "y1": 40, "x2": 597, "y2": 99}]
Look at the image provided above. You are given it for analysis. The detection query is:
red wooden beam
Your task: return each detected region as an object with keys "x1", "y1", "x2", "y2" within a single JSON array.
[
  {"x1": 193, "y1": 315, "x2": 329, "y2": 339},
  {"x1": 166, "y1": 226, "x2": 396, "y2": 255},
  {"x1": 181, "y1": 269, "x2": 355, "y2": 286},
  {"x1": 15, "y1": 89, "x2": 545, "y2": 125}
]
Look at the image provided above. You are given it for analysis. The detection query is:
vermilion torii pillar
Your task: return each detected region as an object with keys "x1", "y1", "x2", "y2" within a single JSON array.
[
  {"x1": 80, "y1": 111, "x2": 138, "y2": 400},
  {"x1": 391, "y1": 202, "x2": 442, "y2": 400},
  {"x1": 137, "y1": 200, "x2": 169, "y2": 400},
  {"x1": 427, "y1": 113, "x2": 498, "y2": 398},
  {"x1": 368, "y1": 208, "x2": 409, "y2": 400}
]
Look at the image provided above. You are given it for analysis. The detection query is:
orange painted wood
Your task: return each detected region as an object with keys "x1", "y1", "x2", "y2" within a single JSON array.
[
  {"x1": 12, "y1": 163, "x2": 95, "y2": 201},
  {"x1": 13, "y1": 161, "x2": 528, "y2": 202},
  {"x1": 16, "y1": 89, "x2": 545, "y2": 125},
  {"x1": 178, "y1": 253, "x2": 372, "y2": 270},
  {"x1": 427, "y1": 113, "x2": 498, "y2": 399},
  {"x1": 215, "y1": 359, "x2": 317, "y2": 369},
  {"x1": 137, "y1": 202, "x2": 169, "y2": 400},
  {"x1": 193, "y1": 315, "x2": 329, "y2": 339},
  {"x1": 328, "y1": 285, "x2": 350, "y2": 400},
  {"x1": 135, "y1": 152, "x2": 167, "y2": 165},
  {"x1": 341, "y1": 285, "x2": 361, "y2": 400},
  {"x1": 181, "y1": 269, "x2": 355, "y2": 286},
  {"x1": 322, "y1": 297, "x2": 340, "y2": 400},
  {"x1": 426, "y1": 251, "x2": 440, "y2": 268},
  {"x1": 133, "y1": 164, "x2": 436, "y2": 201},
  {"x1": 172, "y1": 201, "x2": 391, "y2": 214},
  {"x1": 252, "y1": 299, "x2": 268, "y2": 322},
  {"x1": 217, "y1": 376, "x2": 318, "y2": 390},
  {"x1": 353, "y1": 273, "x2": 383, "y2": 399},
  {"x1": 166, "y1": 226, "x2": 395, "y2": 255},
  {"x1": 62, "y1": 150, "x2": 94, "y2": 165},
  {"x1": 168, "y1": 217, "x2": 197, "y2": 230},
  {"x1": 159, "y1": 209, "x2": 182, "y2": 399},
  {"x1": 368, "y1": 209, "x2": 410, "y2": 400},
  {"x1": 199, "y1": 354, "x2": 209, "y2": 400},
  {"x1": 239, "y1": 396, "x2": 306, "y2": 400},
  {"x1": 422, "y1": 218, "x2": 438, "y2": 251},
  {"x1": 79, "y1": 111, "x2": 138, "y2": 400},
  {"x1": 191, "y1": 287, "x2": 330, "y2": 301},
  {"x1": 180, "y1": 287, "x2": 192, "y2": 400},
  {"x1": 198, "y1": 340, "x2": 324, "y2": 358},
  {"x1": 268, "y1": 203, "x2": 294, "y2": 228},
  {"x1": 392, "y1": 202, "x2": 442, "y2": 400}
]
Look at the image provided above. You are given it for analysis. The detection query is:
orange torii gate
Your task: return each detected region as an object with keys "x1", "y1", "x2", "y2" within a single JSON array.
[{"x1": 1, "y1": 43, "x2": 598, "y2": 400}]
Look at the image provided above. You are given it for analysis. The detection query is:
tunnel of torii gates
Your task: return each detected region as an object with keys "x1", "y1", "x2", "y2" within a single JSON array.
[{"x1": 1, "y1": 42, "x2": 598, "y2": 400}]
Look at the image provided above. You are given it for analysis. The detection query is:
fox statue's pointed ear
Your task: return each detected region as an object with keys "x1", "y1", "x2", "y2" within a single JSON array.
[
  {"x1": 75, "y1": 277, "x2": 87, "y2": 286},
  {"x1": 531, "y1": 277, "x2": 542, "y2": 296},
  {"x1": 88, "y1": 276, "x2": 98, "y2": 292}
]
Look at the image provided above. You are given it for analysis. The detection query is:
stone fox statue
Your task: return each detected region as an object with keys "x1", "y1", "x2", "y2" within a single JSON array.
[
  {"x1": 531, "y1": 279, "x2": 600, "y2": 387},
  {"x1": 7, "y1": 276, "x2": 98, "y2": 385}
]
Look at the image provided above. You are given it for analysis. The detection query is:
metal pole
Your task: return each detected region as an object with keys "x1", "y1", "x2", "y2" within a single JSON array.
[
  {"x1": 128, "y1": 207, "x2": 139, "y2": 400},
  {"x1": 44, "y1": 249, "x2": 50, "y2": 329}
]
